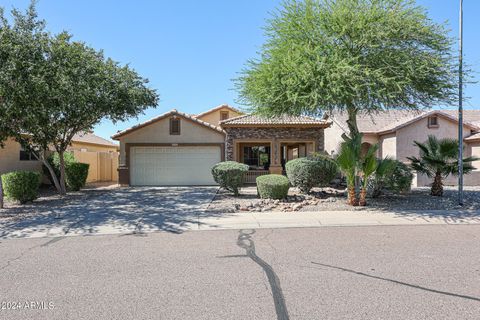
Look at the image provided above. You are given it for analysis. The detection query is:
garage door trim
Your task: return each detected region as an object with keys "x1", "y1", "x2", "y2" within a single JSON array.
[{"x1": 124, "y1": 143, "x2": 225, "y2": 185}]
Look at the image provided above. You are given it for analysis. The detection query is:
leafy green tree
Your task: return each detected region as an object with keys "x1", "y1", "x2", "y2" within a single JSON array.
[
  {"x1": 236, "y1": 0, "x2": 459, "y2": 139},
  {"x1": 408, "y1": 136, "x2": 477, "y2": 196},
  {"x1": 0, "y1": 3, "x2": 158, "y2": 195}
]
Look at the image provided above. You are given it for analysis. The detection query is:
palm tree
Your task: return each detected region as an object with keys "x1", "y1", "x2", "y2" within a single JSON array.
[
  {"x1": 359, "y1": 144, "x2": 379, "y2": 206},
  {"x1": 369, "y1": 157, "x2": 397, "y2": 198},
  {"x1": 408, "y1": 135, "x2": 478, "y2": 196},
  {"x1": 336, "y1": 134, "x2": 362, "y2": 206}
]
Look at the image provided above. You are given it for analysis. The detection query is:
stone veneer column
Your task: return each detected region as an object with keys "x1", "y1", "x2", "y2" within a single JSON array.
[{"x1": 269, "y1": 139, "x2": 283, "y2": 174}]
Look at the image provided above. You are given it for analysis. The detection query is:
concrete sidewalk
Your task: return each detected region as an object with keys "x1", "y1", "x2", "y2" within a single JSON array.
[
  {"x1": 196, "y1": 209, "x2": 480, "y2": 230},
  {"x1": 2, "y1": 208, "x2": 480, "y2": 239}
]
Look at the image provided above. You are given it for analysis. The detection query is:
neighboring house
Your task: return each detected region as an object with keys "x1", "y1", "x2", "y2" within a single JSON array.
[
  {"x1": 324, "y1": 109, "x2": 480, "y2": 186},
  {"x1": 0, "y1": 132, "x2": 119, "y2": 183},
  {"x1": 111, "y1": 104, "x2": 330, "y2": 186}
]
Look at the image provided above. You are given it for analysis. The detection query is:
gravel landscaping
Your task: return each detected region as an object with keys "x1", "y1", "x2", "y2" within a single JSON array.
[
  {"x1": 207, "y1": 186, "x2": 480, "y2": 213},
  {"x1": 0, "y1": 183, "x2": 119, "y2": 223}
]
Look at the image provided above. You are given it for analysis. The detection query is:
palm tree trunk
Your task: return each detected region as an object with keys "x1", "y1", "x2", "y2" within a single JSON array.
[
  {"x1": 431, "y1": 172, "x2": 443, "y2": 196},
  {"x1": 347, "y1": 186, "x2": 358, "y2": 206},
  {"x1": 359, "y1": 188, "x2": 367, "y2": 206}
]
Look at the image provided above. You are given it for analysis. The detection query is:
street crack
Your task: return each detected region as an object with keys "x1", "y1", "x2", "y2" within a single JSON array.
[{"x1": 237, "y1": 229, "x2": 290, "y2": 320}]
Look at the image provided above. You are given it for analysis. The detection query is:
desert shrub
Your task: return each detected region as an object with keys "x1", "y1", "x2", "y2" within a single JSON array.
[
  {"x1": 256, "y1": 174, "x2": 290, "y2": 199},
  {"x1": 211, "y1": 161, "x2": 249, "y2": 196},
  {"x1": 286, "y1": 156, "x2": 338, "y2": 193},
  {"x1": 65, "y1": 163, "x2": 90, "y2": 191},
  {"x1": 43, "y1": 152, "x2": 77, "y2": 184},
  {"x1": 1, "y1": 171, "x2": 41, "y2": 204},
  {"x1": 368, "y1": 160, "x2": 413, "y2": 197},
  {"x1": 385, "y1": 161, "x2": 413, "y2": 193}
]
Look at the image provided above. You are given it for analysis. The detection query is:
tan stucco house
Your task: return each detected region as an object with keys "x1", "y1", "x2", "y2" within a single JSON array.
[
  {"x1": 324, "y1": 109, "x2": 480, "y2": 186},
  {"x1": 0, "y1": 132, "x2": 119, "y2": 182},
  {"x1": 112, "y1": 104, "x2": 330, "y2": 186}
]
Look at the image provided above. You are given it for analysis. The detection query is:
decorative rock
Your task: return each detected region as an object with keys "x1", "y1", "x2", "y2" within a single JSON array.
[{"x1": 293, "y1": 203, "x2": 303, "y2": 211}]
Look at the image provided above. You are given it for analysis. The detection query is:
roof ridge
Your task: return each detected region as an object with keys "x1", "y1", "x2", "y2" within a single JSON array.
[
  {"x1": 194, "y1": 104, "x2": 243, "y2": 119},
  {"x1": 219, "y1": 113, "x2": 251, "y2": 124}
]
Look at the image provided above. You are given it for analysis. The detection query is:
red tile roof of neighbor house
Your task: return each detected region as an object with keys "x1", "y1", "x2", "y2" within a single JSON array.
[
  {"x1": 326, "y1": 109, "x2": 480, "y2": 134},
  {"x1": 111, "y1": 109, "x2": 225, "y2": 139},
  {"x1": 72, "y1": 132, "x2": 118, "y2": 147},
  {"x1": 220, "y1": 114, "x2": 331, "y2": 127}
]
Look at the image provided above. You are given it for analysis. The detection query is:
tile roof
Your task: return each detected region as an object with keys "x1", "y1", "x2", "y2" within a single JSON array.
[
  {"x1": 111, "y1": 109, "x2": 224, "y2": 139},
  {"x1": 220, "y1": 114, "x2": 330, "y2": 127},
  {"x1": 194, "y1": 104, "x2": 243, "y2": 119},
  {"x1": 327, "y1": 109, "x2": 480, "y2": 134},
  {"x1": 440, "y1": 109, "x2": 480, "y2": 127},
  {"x1": 72, "y1": 132, "x2": 118, "y2": 147},
  {"x1": 465, "y1": 132, "x2": 480, "y2": 141}
]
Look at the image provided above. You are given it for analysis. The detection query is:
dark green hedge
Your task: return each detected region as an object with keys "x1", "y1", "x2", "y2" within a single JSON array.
[
  {"x1": 1, "y1": 171, "x2": 41, "y2": 204},
  {"x1": 212, "y1": 161, "x2": 249, "y2": 196},
  {"x1": 256, "y1": 174, "x2": 290, "y2": 199},
  {"x1": 66, "y1": 163, "x2": 90, "y2": 191},
  {"x1": 286, "y1": 156, "x2": 338, "y2": 193},
  {"x1": 42, "y1": 152, "x2": 77, "y2": 185}
]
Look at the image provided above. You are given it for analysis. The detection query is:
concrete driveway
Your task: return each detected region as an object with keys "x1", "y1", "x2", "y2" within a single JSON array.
[{"x1": 0, "y1": 187, "x2": 219, "y2": 239}]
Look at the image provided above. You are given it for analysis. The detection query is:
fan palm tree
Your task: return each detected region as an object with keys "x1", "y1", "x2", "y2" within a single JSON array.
[
  {"x1": 408, "y1": 135, "x2": 478, "y2": 196},
  {"x1": 336, "y1": 134, "x2": 362, "y2": 206}
]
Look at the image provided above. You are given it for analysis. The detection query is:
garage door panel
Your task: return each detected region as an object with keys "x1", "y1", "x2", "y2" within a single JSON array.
[{"x1": 131, "y1": 146, "x2": 220, "y2": 186}]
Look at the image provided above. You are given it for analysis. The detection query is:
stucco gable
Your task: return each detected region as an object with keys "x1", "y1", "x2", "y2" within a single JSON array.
[
  {"x1": 111, "y1": 109, "x2": 224, "y2": 140},
  {"x1": 194, "y1": 104, "x2": 244, "y2": 127}
]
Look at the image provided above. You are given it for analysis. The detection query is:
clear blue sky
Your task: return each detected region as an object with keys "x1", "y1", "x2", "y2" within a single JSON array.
[{"x1": 2, "y1": 0, "x2": 479, "y2": 141}]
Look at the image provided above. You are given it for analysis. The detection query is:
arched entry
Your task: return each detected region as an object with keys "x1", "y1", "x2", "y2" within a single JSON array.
[{"x1": 360, "y1": 142, "x2": 373, "y2": 157}]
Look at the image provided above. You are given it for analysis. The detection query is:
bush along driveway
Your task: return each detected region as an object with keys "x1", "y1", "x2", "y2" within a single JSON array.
[{"x1": 0, "y1": 187, "x2": 219, "y2": 239}]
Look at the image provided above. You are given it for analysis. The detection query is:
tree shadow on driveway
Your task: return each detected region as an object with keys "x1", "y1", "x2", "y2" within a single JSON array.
[{"x1": 0, "y1": 187, "x2": 221, "y2": 238}]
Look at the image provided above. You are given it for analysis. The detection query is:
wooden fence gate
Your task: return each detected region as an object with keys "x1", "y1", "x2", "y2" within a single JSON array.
[{"x1": 73, "y1": 150, "x2": 119, "y2": 183}]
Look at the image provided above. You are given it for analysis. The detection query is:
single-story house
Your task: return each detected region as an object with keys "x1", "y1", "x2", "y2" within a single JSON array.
[
  {"x1": 111, "y1": 104, "x2": 330, "y2": 186},
  {"x1": 323, "y1": 109, "x2": 480, "y2": 186},
  {"x1": 0, "y1": 132, "x2": 119, "y2": 183}
]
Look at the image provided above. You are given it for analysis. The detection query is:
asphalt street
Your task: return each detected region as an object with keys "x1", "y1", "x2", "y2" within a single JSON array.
[{"x1": 0, "y1": 225, "x2": 479, "y2": 320}]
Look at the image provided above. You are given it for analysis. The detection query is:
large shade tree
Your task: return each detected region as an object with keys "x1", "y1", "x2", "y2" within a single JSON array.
[
  {"x1": 236, "y1": 0, "x2": 459, "y2": 139},
  {"x1": 0, "y1": 3, "x2": 158, "y2": 197}
]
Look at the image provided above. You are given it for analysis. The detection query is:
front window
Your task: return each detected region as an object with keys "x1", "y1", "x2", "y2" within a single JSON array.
[
  {"x1": 243, "y1": 146, "x2": 270, "y2": 170},
  {"x1": 19, "y1": 145, "x2": 38, "y2": 161}
]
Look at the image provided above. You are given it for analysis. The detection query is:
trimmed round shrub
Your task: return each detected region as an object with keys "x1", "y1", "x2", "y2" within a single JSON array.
[
  {"x1": 285, "y1": 156, "x2": 338, "y2": 193},
  {"x1": 65, "y1": 163, "x2": 90, "y2": 191},
  {"x1": 1, "y1": 171, "x2": 41, "y2": 204},
  {"x1": 256, "y1": 174, "x2": 290, "y2": 199},
  {"x1": 211, "y1": 161, "x2": 249, "y2": 196}
]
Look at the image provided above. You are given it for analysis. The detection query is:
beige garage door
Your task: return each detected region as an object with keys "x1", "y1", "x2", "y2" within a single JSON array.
[{"x1": 130, "y1": 146, "x2": 221, "y2": 186}]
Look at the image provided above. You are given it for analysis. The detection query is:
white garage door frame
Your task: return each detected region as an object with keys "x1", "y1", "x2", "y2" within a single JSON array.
[{"x1": 127, "y1": 143, "x2": 224, "y2": 186}]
